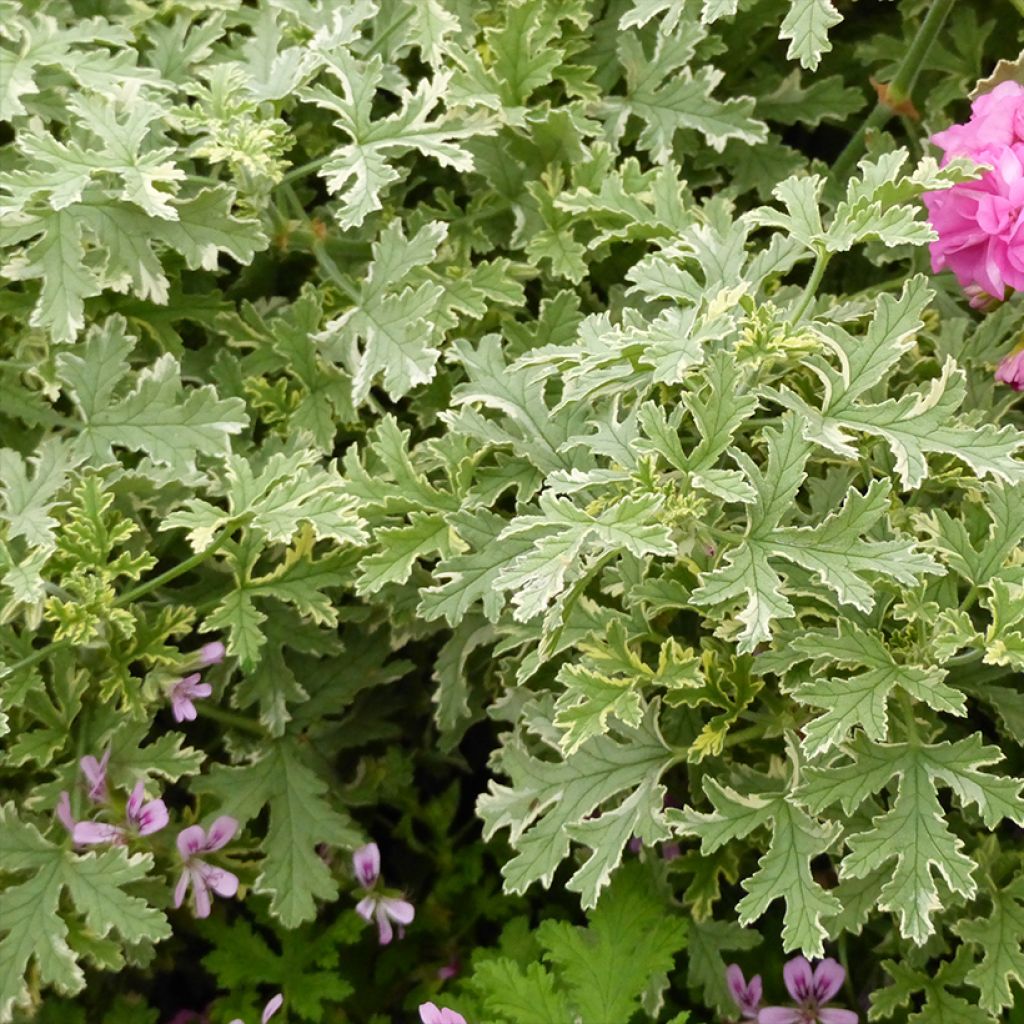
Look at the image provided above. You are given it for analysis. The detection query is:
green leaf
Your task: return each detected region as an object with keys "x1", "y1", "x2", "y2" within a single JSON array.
[
  {"x1": 496, "y1": 493, "x2": 675, "y2": 622},
  {"x1": 0, "y1": 438, "x2": 77, "y2": 550},
  {"x1": 801, "y1": 737, "x2": 1024, "y2": 944},
  {"x1": 191, "y1": 738, "x2": 361, "y2": 927},
  {"x1": 609, "y1": 31, "x2": 766, "y2": 158},
  {"x1": 470, "y1": 960, "x2": 572, "y2": 1024},
  {"x1": 787, "y1": 625, "x2": 964, "y2": 756},
  {"x1": 780, "y1": 0, "x2": 842, "y2": 71},
  {"x1": 316, "y1": 221, "x2": 448, "y2": 403},
  {"x1": 478, "y1": 702, "x2": 675, "y2": 908},
  {"x1": 302, "y1": 58, "x2": 494, "y2": 228},
  {"x1": 537, "y1": 861, "x2": 687, "y2": 1023},
  {"x1": 165, "y1": 450, "x2": 367, "y2": 552},
  {"x1": 955, "y1": 876, "x2": 1024, "y2": 1014},
  {"x1": 674, "y1": 777, "x2": 841, "y2": 956},
  {"x1": 0, "y1": 804, "x2": 170, "y2": 1022},
  {"x1": 56, "y1": 317, "x2": 247, "y2": 474}
]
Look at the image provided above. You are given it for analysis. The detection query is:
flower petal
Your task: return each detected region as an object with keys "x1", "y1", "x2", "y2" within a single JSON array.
[
  {"x1": 126, "y1": 781, "x2": 145, "y2": 823},
  {"x1": 192, "y1": 873, "x2": 212, "y2": 919},
  {"x1": 200, "y1": 864, "x2": 239, "y2": 898},
  {"x1": 173, "y1": 869, "x2": 190, "y2": 908},
  {"x1": 56, "y1": 791, "x2": 75, "y2": 833},
  {"x1": 783, "y1": 955, "x2": 814, "y2": 1001},
  {"x1": 819, "y1": 1009, "x2": 859, "y2": 1024},
  {"x1": 204, "y1": 815, "x2": 238, "y2": 851},
  {"x1": 812, "y1": 957, "x2": 846, "y2": 1004},
  {"x1": 757, "y1": 1010, "x2": 802, "y2": 1024},
  {"x1": 137, "y1": 799, "x2": 169, "y2": 836},
  {"x1": 727, "y1": 964, "x2": 749, "y2": 1004},
  {"x1": 352, "y1": 842, "x2": 380, "y2": 888},
  {"x1": 73, "y1": 821, "x2": 124, "y2": 846},
  {"x1": 177, "y1": 824, "x2": 206, "y2": 859},
  {"x1": 419, "y1": 1004, "x2": 442, "y2": 1024},
  {"x1": 375, "y1": 903, "x2": 394, "y2": 945},
  {"x1": 197, "y1": 641, "x2": 226, "y2": 667},
  {"x1": 261, "y1": 993, "x2": 284, "y2": 1023},
  {"x1": 382, "y1": 896, "x2": 415, "y2": 926},
  {"x1": 355, "y1": 895, "x2": 377, "y2": 922}
]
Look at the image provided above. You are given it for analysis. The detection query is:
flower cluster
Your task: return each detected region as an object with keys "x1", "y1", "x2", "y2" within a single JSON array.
[
  {"x1": 57, "y1": 748, "x2": 169, "y2": 847},
  {"x1": 352, "y1": 842, "x2": 415, "y2": 945},
  {"x1": 169, "y1": 640, "x2": 225, "y2": 722},
  {"x1": 925, "y1": 82, "x2": 1024, "y2": 305},
  {"x1": 727, "y1": 956, "x2": 857, "y2": 1023}
]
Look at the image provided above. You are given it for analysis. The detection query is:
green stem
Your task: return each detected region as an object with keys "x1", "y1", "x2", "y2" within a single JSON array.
[
  {"x1": 278, "y1": 154, "x2": 333, "y2": 186},
  {"x1": 722, "y1": 723, "x2": 769, "y2": 748},
  {"x1": 791, "y1": 248, "x2": 831, "y2": 322},
  {"x1": 278, "y1": 183, "x2": 360, "y2": 302},
  {"x1": 960, "y1": 584, "x2": 981, "y2": 612},
  {"x1": 115, "y1": 526, "x2": 237, "y2": 608},
  {"x1": 196, "y1": 701, "x2": 267, "y2": 737},
  {"x1": 828, "y1": 0, "x2": 956, "y2": 191}
]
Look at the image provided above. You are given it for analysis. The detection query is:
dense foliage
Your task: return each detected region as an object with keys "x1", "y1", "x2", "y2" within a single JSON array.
[{"x1": 3, "y1": 0, "x2": 1024, "y2": 1021}]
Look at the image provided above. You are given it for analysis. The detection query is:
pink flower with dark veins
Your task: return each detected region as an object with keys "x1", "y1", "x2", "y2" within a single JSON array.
[
  {"x1": 170, "y1": 672, "x2": 213, "y2": 723},
  {"x1": 351, "y1": 841, "x2": 415, "y2": 945},
  {"x1": 758, "y1": 956, "x2": 858, "y2": 1024},
  {"x1": 73, "y1": 781, "x2": 169, "y2": 846},
  {"x1": 173, "y1": 817, "x2": 240, "y2": 918},
  {"x1": 726, "y1": 963, "x2": 763, "y2": 1019}
]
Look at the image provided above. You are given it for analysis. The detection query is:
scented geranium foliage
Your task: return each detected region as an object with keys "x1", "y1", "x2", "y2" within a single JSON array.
[{"x1": 3, "y1": 0, "x2": 1024, "y2": 1022}]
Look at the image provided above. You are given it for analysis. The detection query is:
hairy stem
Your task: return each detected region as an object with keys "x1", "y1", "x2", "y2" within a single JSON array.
[
  {"x1": 791, "y1": 248, "x2": 832, "y2": 322},
  {"x1": 828, "y1": 0, "x2": 956, "y2": 191},
  {"x1": 196, "y1": 701, "x2": 267, "y2": 737}
]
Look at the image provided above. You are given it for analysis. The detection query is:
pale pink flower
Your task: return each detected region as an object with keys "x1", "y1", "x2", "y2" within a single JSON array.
[
  {"x1": 727, "y1": 964, "x2": 763, "y2": 1019},
  {"x1": 437, "y1": 956, "x2": 460, "y2": 981},
  {"x1": 352, "y1": 842, "x2": 380, "y2": 887},
  {"x1": 352, "y1": 841, "x2": 414, "y2": 944},
  {"x1": 758, "y1": 956, "x2": 857, "y2": 1024},
  {"x1": 419, "y1": 1003, "x2": 467, "y2": 1024},
  {"x1": 73, "y1": 781, "x2": 169, "y2": 846},
  {"x1": 996, "y1": 348, "x2": 1024, "y2": 390},
  {"x1": 56, "y1": 792, "x2": 76, "y2": 833},
  {"x1": 229, "y1": 994, "x2": 282, "y2": 1024},
  {"x1": 80, "y1": 747, "x2": 110, "y2": 803},
  {"x1": 170, "y1": 672, "x2": 212, "y2": 723},
  {"x1": 193, "y1": 641, "x2": 226, "y2": 667},
  {"x1": 173, "y1": 817, "x2": 240, "y2": 918},
  {"x1": 355, "y1": 891, "x2": 415, "y2": 945}
]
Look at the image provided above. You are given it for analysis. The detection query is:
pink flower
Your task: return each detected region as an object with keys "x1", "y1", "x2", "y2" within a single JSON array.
[
  {"x1": 352, "y1": 841, "x2": 414, "y2": 944},
  {"x1": 80, "y1": 747, "x2": 110, "y2": 803},
  {"x1": 996, "y1": 347, "x2": 1024, "y2": 390},
  {"x1": 170, "y1": 673, "x2": 212, "y2": 723},
  {"x1": 437, "y1": 956, "x2": 460, "y2": 981},
  {"x1": 173, "y1": 817, "x2": 240, "y2": 918},
  {"x1": 73, "y1": 781, "x2": 169, "y2": 846},
  {"x1": 727, "y1": 964, "x2": 762, "y2": 1019},
  {"x1": 419, "y1": 1003, "x2": 467, "y2": 1024},
  {"x1": 932, "y1": 82, "x2": 1024, "y2": 160},
  {"x1": 56, "y1": 791, "x2": 77, "y2": 835},
  {"x1": 352, "y1": 842, "x2": 380, "y2": 887},
  {"x1": 758, "y1": 956, "x2": 857, "y2": 1024},
  {"x1": 923, "y1": 142, "x2": 1024, "y2": 301},
  {"x1": 229, "y1": 995, "x2": 282, "y2": 1024},
  {"x1": 194, "y1": 641, "x2": 226, "y2": 667},
  {"x1": 355, "y1": 891, "x2": 415, "y2": 945}
]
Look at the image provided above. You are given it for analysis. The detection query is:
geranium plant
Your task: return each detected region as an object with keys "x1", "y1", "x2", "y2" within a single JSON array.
[{"x1": 2, "y1": 1, "x2": 1024, "y2": 1022}]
